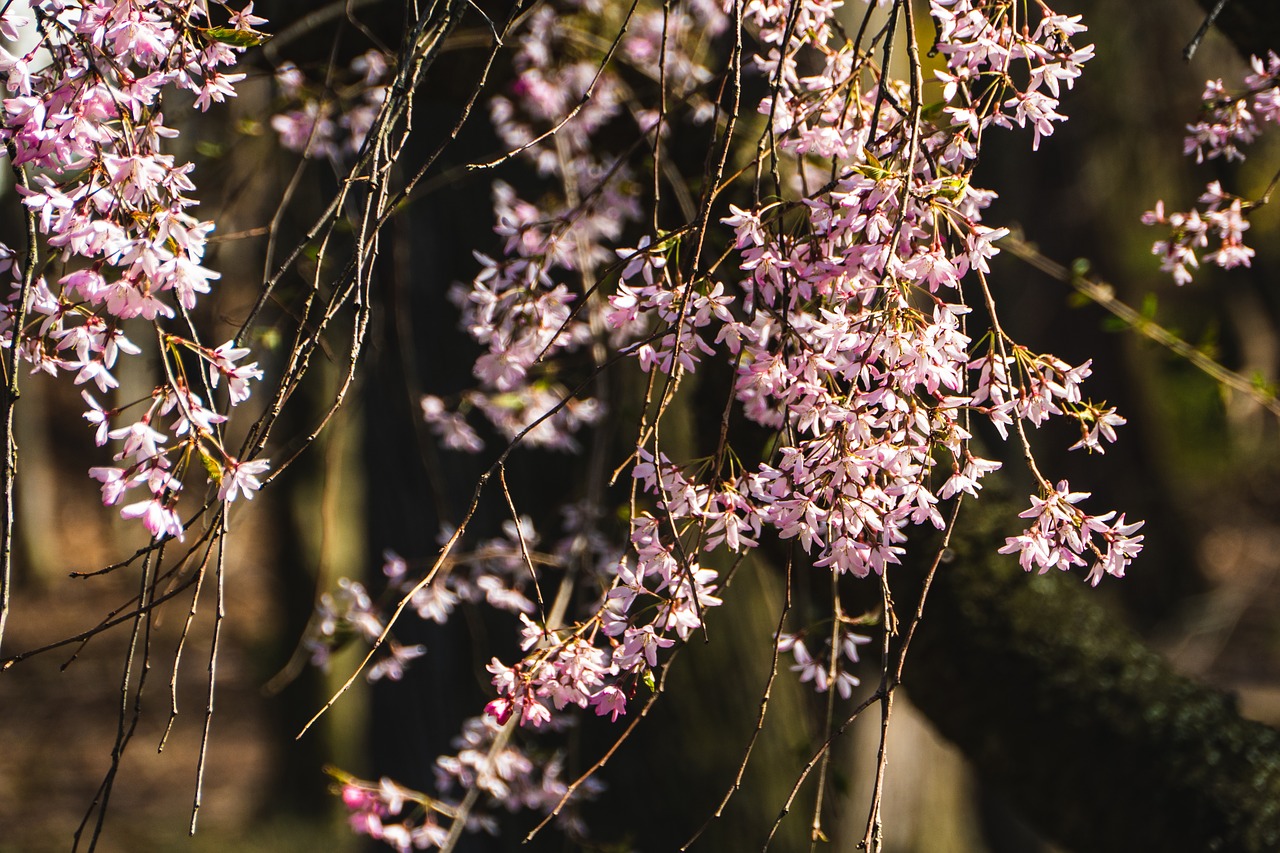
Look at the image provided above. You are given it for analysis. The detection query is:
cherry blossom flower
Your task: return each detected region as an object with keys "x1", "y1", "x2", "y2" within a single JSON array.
[{"x1": 218, "y1": 458, "x2": 270, "y2": 503}]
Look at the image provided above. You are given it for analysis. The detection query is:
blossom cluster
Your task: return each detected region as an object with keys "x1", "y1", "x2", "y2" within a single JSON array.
[
  {"x1": 422, "y1": 0, "x2": 729, "y2": 453},
  {"x1": 1184, "y1": 52, "x2": 1280, "y2": 164},
  {"x1": 272, "y1": 49, "x2": 392, "y2": 163},
  {"x1": 336, "y1": 715, "x2": 598, "y2": 851},
  {"x1": 302, "y1": 517, "x2": 557, "y2": 682},
  {"x1": 934, "y1": 3, "x2": 1094, "y2": 150},
  {"x1": 1, "y1": 0, "x2": 269, "y2": 538},
  {"x1": 779, "y1": 628, "x2": 872, "y2": 700},
  {"x1": 312, "y1": 510, "x2": 619, "y2": 845},
  {"x1": 1143, "y1": 182, "x2": 1254, "y2": 285},
  {"x1": 667, "y1": 0, "x2": 1138, "y2": 585},
  {"x1": 300, "y1": 574, "x2": 427, "y2": 682},
  {"x1": 340, "y1": 775, "x2": 449, "y2": 852},
  {"x1": 999, "y1": 480, "x2": 1144, "y2": 587},
  {"x1": 435, "y1": 4, "x2": 635, "y2": 453},
  {"x1": 1145, "y1": 52, "x2": 1280, "y2": 284},
  {"x1": 433, "y1": 716, "x2": 598, "y2": 836},
  {"x1": 449, "y1": 0, "x2": 1139, "y2": 757},
  {"x1": 427, "y1": 0, "x2": 1135, "y2": 756},
  {"x1": 311, "y1": 508, "x2": 717, "y2": 729},
  {"x1": 314, "y1": 0, "x2": 1149, "y2": 845}
]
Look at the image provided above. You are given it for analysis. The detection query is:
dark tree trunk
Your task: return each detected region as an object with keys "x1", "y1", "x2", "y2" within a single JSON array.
[{"x1": 903, "y1": 498, "x2": 1280, "y2": 852}]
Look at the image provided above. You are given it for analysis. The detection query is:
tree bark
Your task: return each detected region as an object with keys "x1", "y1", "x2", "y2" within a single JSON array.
[{"x1": 904, "y1": 500, "x2": 1280, "y2": 852}]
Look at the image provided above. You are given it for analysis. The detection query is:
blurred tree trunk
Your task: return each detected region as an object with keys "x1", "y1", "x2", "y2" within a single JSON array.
[{"x1": 902, "y1": 496, "x2": 1280, "y2": 853}]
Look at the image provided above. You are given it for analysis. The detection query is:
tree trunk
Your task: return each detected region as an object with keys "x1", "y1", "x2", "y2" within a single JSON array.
[{"x1": 904, "y1": 498, "x2": 1280, "y2": 852}]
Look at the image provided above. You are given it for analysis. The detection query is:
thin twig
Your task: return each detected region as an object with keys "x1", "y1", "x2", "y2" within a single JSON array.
[
  {"x1": 498, "y1": 463, "x2": 546, "y2": 620},
  {"x1": 159, "y1": 541, "x2": 219, "y2": 753},
  {"x1": 74, "y1": 546, "x2": 162, "y2": 853},
  {"x1": 189, "y1": 521, "x2": 228, "y2": 834},
  {"x1": 0, "y1": 159, "x2": 37, "y2": 655},
  {"x1": 762, "y1": 691, "x2": 883, "y2": 851},
  {"x1": 999, "y1": 232, "x2": 1280, "y2": 419},
  {"x1": 1184, "y1": 0, "x2": 1233, "y2": 61},
  {"x1": 465, "y1": 0, "x2": 641, "y2": 171},
  {"x1": 682, "y1": 546, "x2": 792, "y2": 851}
]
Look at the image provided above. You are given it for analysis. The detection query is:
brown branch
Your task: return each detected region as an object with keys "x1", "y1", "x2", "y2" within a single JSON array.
[
  {"x1": 1193, "y1": 0, "x2": 1280, "y2": 61},
  {"x1": 999, "y1": 232, "x2": 1280, "y2": 420},
  {"x1": 0, "y1": 159, "x2": 37, "y2": 655}
]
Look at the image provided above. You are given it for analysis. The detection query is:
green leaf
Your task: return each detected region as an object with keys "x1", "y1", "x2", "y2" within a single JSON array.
[
  {"x1": 1249, "y1": 370, "x2": 1276, "y2": 396},
  {"x1": 195, "y1": 140, "x2": 224, "y2": 158},
  {"x1": 1101, "y1": 316, "x2": 1129, "y2": 333},
  {"x1": 1141, "y1": 292, "x2": 1159, "y2": 320},
  {"x1": 257, "y1": 327, "x2": 282, "y2": 351},
  {"x1": 201, "y1": 26, "x2": 271, "y2": 48},
  {"x1": 936, "y1": 173, "x2": 969, "y2": 202},
  {"x1": 198, "y1": 445, "x2": 223, "y2": 485},
  {"x1": 920, "y1": 100, "x2": 948, "y2": 122},
  {"x1": 852, "y1": 163, "x2": 894, "y2": 182}
]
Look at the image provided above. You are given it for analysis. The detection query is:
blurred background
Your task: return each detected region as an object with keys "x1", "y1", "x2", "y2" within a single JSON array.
[{"x1": 3, "y1": 1, "x2": 1280, "y2": 851}]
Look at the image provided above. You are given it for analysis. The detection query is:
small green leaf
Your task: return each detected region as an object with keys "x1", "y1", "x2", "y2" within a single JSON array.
[
  {"x1": 257, "y1": 328, "x2": 282, "y2": 351},
  {"x1": 195, "y1": 140, "x2": 224, "y2": 158},
  {"x1": 201, "y1": 26, "x2": 271, "y2": 48},
  {"x1": 936, "y1": 173, "x2": 969, "y2": 202},
  {"x1": 1250, "y1": 370, "x2": 1276, "y2": 395},
  {"x1": 642, "y1": 670, "x2": 656, "y2": 692},
  {"x1": 198, "y1": 445, "x2": 223, "y2": 485},
  {"x1": 852, "y1": 163, "x2": 894, "y2": 182},
  {"x1": 1141, "y1": 292, "x2": 1159, "y2": 319},
  {"x1": 920, "y1": 101, "x2": 948, "y2": 122},
  {"x1": 1101, "y1": 316, "x2": 1129, "y2": 333}
]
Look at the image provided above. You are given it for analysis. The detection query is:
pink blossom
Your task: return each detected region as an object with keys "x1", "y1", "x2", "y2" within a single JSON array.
[
  {"x1": 81, "y1": 392, "x2": 111, "y2": 446},
  {"x1": 218, "y1": 458, "x2": 270, "y2": 503},
  {"x1": 120, "y1": 498, "x2": 184, "y2": 541}
]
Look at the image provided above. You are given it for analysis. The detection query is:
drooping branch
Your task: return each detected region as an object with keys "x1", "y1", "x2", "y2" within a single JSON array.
[{"x1": 0, "y1": 160, "x2": 36, "y2": 655}]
